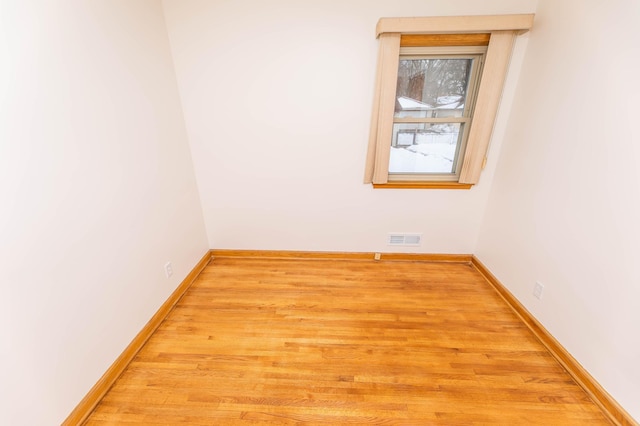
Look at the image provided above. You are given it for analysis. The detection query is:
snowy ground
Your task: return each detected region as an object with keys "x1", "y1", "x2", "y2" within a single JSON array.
[{"x1": 389, "y1": 140, "x2": 457, "y2": 174}]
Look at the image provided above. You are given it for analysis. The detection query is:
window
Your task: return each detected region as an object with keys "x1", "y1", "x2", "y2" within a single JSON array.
[
  {"x1": 364, "y1": 15, "x2": 534, "y2": 189},
  {"x1": 391, "y1": 46, "x2": 485, "y2": 180}
]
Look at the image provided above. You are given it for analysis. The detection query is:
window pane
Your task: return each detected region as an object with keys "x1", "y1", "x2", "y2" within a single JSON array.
[
  {"x1": 388, "y1": 123, "x2": 462, "y2": 174},
  {"x1": 394, "y1": 58, "x2": 472, "y2": 119}
]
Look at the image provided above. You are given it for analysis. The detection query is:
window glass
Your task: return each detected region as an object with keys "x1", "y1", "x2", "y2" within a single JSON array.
[
  {"x1": 389, "y1": 123, "x2": 462, "y2": 174},
  {"x1": 390, "y1": 56, "x2": 477, "y2": 178},
  {"x1": 394, "y1": 58, "x2": 472, "y2": 119}
]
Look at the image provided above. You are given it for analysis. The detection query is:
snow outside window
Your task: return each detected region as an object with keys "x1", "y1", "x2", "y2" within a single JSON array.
[
  {"x1": 389, "y1": 50, "x2": 485, "y2": 180},
  {"x1": 364, "y1": 15, "x2": 534, "y2": 189}
]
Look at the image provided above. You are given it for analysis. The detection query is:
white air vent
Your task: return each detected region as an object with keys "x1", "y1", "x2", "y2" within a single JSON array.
[{"x1": 388, "y1": 233, "x2": 422, "y2": 246}]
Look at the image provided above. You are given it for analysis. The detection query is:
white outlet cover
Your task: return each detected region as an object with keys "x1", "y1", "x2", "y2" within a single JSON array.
[
  {"x1": 533, "y1": 281, "x2": 544, "y2": 300},
  {"x1": 164, "y1": 262, "x2": 174, "y2": 278}
]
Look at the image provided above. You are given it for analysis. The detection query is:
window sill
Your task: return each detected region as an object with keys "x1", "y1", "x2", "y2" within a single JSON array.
[{"x1": 372, "y1": 181, "x2": 473, "y2": 190}]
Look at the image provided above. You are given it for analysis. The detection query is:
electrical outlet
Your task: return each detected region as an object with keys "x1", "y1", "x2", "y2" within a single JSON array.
[
  {"x1": 164, "y1": 262, "x2": 174, "y2": 278},
  {"x1": 533, "y1": 281, "x2": 544, "y2": 300},
  {"x1": 374, "y1": 252, "x2": 381, "y2": 261}
]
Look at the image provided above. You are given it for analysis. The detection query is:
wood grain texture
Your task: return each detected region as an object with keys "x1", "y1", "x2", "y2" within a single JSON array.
[
  {"x1": 472, "y1": 256, "x2": 638, "y2": 426},
  {"x1": 373, "y1": 182, "x2": 473, "y2": 190},
  {"x1": 63, "y1": 251, "x2": 212, "y2": 426},
  {"x1": 401, "y1": 33, "x2": 490, "y2": 47},
  {"x1": 211, "y1": 249, "x2": 471, "y2": 263},
  {"x1": 85, "y1": 257, "x2": 611, "y2": 425}
]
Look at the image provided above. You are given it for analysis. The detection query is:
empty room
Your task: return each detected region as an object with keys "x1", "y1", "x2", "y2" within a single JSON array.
[{"x1": 1, "y1": 0, "x2": 638, "y2": 424}]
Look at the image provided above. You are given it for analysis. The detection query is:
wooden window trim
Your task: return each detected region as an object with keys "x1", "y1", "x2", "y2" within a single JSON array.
[
  {"x1": 376, "y1": 14, "x2": 535, "y2": 37},
  {"x1": 364, "y1": 14, "x2": 534, "y2": 189},
  {"x1": 401, "y1": 33, "x2": 490, "y2": 47},
  {"x1": 373, "y1": 182, "x2": 473, "y2": 190}
]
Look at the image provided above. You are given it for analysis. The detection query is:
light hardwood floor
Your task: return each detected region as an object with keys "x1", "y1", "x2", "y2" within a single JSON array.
[{"x1": 85, "y1": 257, "x2": 610, "y2": 425}]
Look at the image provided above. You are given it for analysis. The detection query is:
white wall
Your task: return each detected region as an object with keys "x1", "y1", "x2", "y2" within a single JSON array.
[
  {"x1": 0, "y1": 1, "x2": 208, "y2": 424},
  {"x1": 475, "y1": 0, "x2": 640, "y2": 420},
  {"x1": 162, "y1": 0, "x2": 537, "y2": 254},
  {"x1": 11, "y1": 0, "x2": 637, "y2": 423}
]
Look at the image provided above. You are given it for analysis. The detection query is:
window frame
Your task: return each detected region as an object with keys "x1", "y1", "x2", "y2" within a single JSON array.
[
  {"x1": 364, "y1": 14, "x2": 534, "y2": 189},
  {"x1": 389, "y1": 46, "x2": 486, "y2": 181}
]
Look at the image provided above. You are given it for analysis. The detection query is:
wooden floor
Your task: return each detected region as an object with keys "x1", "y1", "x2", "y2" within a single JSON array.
[{"x1": 86, "y1": 257, "x2": 610, "y2": 425}]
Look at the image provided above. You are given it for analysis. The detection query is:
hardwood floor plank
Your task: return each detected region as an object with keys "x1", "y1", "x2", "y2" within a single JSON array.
[{"x1": 85, "y1": 258, "x2": 611, "y2": 425}]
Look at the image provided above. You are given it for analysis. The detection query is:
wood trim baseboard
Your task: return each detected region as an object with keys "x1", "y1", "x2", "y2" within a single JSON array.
[
  {"x1": 471, "y1": 256, "x2": 638, "y2": 426},
  {"x1": 211, "y1": 249, "x2": 472, "y2": 263},
  {"x1": 62, "y1": 251, "x2": 212, "y2": 426}
]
